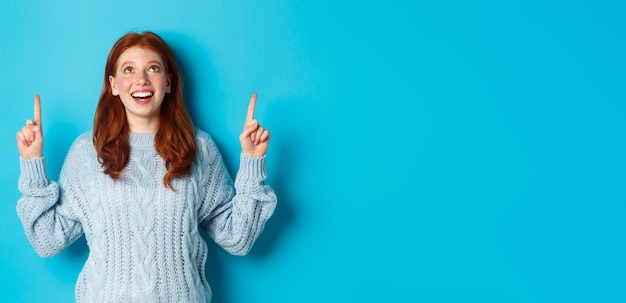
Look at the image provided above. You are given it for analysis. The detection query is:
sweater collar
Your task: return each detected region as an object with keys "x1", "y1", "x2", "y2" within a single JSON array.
[{"x1": 129, "y1": 132, "x2": 156, "y2": 148}]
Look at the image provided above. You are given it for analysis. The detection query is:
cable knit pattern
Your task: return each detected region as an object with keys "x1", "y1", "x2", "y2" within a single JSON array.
[{"x1": 16, "y1": 129, "x2": 277, "y2": 303}]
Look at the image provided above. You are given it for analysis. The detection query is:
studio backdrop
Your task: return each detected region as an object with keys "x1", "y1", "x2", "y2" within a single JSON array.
[{"x1": 1, "y1": 0, "x2": 625, "y2": 302}]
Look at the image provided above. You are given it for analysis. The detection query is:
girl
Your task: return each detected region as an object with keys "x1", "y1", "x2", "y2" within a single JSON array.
[{"x1": 16, "y1": 31, "x2": 276, "y2": 302}]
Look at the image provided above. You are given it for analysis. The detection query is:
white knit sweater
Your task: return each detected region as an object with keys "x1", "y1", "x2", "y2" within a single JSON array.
[{"x1": 17, "y1": 129, "x2": 277, "y2": 302}]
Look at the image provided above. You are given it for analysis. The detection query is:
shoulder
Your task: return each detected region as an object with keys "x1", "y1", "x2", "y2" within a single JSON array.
[
  {"x1": 60, "y1": 131, "x2": 99, "y2": 172},
  {"x1": 73, "y1": 131, "x2": 93, "y2": 145},
  {"x1": 71, "y1": 131, "x2": 93, "y2": 148},
  {"x1": 193, "y1": 128, "x2": 223, "y2": 161},
  {"x1": 66, "y1": 131, "x2": 96, "y2": 156},
  {"x1": 194, "y1": 128, "x2": 217, "y2": 150}
]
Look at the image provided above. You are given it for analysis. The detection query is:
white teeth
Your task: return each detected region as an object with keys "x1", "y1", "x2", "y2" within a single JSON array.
[{"x1": 131, "y1": 91, "x2": 153, "y2": 98}]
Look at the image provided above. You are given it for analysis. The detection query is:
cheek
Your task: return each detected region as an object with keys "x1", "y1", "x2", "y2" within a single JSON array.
[
  {"x1": 153, "y1": 75, "x2": 168, "y2": 87},
  {"x1": 116, "y1": 78, "x2": 132, "y2": 91}
]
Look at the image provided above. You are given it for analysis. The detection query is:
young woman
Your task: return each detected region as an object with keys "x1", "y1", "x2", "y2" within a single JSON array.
[{"x1": 16, "y1": 31, "x2": 276, "y2": 302}]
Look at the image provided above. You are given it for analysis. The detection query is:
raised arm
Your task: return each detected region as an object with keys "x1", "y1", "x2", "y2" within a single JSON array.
[
  {"x1": 16, "y1": 95, "x2": 83, "y2": 257},
  {"x1": 199, "y1": 94, "x2": 276, "y2": 255},
  {"x1": 198, "y1": 137, "x2": 277, "y2": 256}
]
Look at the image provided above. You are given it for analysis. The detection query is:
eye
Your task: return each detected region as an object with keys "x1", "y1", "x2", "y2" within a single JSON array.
[
  {"x1": 123, "y1": 66, "x2": 134, "y2": 73},
  {"x1": 149, "y1": 65, "x2": 161, "y2": 72}
]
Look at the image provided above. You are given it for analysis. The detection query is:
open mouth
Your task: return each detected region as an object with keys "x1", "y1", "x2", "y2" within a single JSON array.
[
  {"x1": 131, "y1": 91, "x2": 154, "y2": 104},
  {"x1": 131, "y1": 91, "x2": 154, "y2": 99}
]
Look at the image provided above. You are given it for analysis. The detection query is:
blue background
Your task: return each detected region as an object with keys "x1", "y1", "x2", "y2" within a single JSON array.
[{"x1": 1, "y1": 0, "x2": 625, "y2": 302}]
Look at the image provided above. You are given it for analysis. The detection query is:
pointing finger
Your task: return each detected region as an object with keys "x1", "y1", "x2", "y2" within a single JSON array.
[
  {"x1": 34, "y1": 94, "x2": 41, "y2": 127},
  {"x1": 245, "y1": 93, "x2": 257, "y2": 125}
]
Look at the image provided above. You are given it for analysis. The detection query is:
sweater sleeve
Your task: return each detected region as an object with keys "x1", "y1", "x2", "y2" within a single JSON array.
[
  {"x1": 16, "y1": 156, "x2": 84, "y2": 258},
  {"x1": 197, "y1": 135, "x2": 277, "y2": 256}
]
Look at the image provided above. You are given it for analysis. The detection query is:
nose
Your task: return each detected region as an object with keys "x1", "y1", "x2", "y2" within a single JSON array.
[{"x1": 136, "y1": 70, "x2": 150, "y2": 85}]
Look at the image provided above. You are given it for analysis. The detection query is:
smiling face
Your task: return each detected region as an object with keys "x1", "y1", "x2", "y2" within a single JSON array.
[{"x1": 109, "y1": 46, "x2": 171, "y2": 132}]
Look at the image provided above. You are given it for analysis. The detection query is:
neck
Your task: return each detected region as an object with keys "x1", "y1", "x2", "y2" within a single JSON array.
[{"x1": 127, "y1": 117, "x2": 160, "y2": 133}]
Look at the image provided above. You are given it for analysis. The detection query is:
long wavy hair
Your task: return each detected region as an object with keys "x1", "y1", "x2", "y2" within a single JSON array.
[{"x1": 93, "y1": 31, "x2": 196, "y2": 190}]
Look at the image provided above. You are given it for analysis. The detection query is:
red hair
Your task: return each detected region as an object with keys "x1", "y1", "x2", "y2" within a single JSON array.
[{"x1": 93, "y1": 31, "x2": 196, "y2": 189}]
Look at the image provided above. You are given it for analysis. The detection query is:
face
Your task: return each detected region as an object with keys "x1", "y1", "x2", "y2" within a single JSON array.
[{"x1": 109, "y1": 46, "x2": 171, "y2": 131}]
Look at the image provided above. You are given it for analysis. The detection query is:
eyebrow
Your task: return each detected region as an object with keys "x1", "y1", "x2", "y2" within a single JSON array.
[{"x1": 119, "y1": 60, "x2": 164, "y2": 67}]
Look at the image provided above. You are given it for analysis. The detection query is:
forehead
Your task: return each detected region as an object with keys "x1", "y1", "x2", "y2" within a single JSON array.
[{"x1": 117, "y1": 46, "x2": 165, "y2": 66}]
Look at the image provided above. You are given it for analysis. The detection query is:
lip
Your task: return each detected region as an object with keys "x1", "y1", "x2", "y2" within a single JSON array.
[
  {"x1": 130, "y1": 89, "x2": 155, "y2": 104},
  {"x1": 133, "y1": 96, "x2": 152, "y2": 105}
]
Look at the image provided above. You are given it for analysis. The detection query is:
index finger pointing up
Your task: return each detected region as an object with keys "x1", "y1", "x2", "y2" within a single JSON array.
[
  {"x1": 34, "y1": 94, "x2": 41, "y2": 126},
  {"x1": 245, "y1": 93, "x2": 257, "y2": 124}
]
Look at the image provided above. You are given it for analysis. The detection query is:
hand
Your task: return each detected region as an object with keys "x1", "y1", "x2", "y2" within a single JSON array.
[
  {"x1": 240, "y1": 93, "x2": 270, "y2": 157},
  {"x1": 16, "y1": 94, "x2": 44, "y2": 159}
]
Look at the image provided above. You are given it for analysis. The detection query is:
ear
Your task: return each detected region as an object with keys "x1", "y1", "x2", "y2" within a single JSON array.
[
  {"x1": 109, "y1": 75, "x2": 120, "y2": 96},
  {"x1": 166, "y1": 73, "x2": 172, "y2": 93}
]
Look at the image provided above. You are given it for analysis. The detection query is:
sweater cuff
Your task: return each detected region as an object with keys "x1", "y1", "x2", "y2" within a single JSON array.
[
  {"x1": 19, "y1": 156, "x2": 50, "y2": 188},
  {"x1": 238, "y1": 154, "x2": 268, "y2": 181}
]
